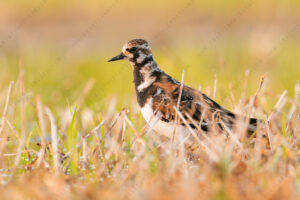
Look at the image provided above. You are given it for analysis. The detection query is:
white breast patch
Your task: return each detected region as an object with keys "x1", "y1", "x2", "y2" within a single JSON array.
[{"x1": 140, "y1": 98, "x2": 190, "y2": 139}]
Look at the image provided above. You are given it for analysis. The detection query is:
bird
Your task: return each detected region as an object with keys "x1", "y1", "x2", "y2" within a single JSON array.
[{"x1": 108, "y1": 39, "x2": 261, "y2": 139}]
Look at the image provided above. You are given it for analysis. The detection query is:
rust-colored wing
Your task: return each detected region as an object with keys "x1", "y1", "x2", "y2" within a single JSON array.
[{"x1": 151, "y1": 74, "x2": 252, "y2": 133}]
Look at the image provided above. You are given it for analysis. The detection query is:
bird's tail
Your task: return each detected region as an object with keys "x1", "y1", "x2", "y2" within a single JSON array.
[{"x1": 219, "y1": 109, "x2": 265, "y2": 137}]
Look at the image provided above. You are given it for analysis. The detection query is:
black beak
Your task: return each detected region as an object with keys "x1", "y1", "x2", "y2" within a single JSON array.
[{"x1": 108, "y1": 52, "x2": 125, "y2": 62}]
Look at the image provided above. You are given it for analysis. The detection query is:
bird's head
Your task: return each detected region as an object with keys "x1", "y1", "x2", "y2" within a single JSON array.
[{"x1": 108, "y1": 39, "x2": 153, "y2": 65}]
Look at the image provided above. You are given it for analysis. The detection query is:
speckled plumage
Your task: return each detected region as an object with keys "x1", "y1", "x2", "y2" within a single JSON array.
[{"x1": 108, "y1": 39, "x2": 260, "y2": 137}]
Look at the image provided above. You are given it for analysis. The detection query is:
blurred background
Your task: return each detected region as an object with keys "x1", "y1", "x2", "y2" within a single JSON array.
[{"x1": 0, "y1": 0, "x2": 299, "y2": 112}]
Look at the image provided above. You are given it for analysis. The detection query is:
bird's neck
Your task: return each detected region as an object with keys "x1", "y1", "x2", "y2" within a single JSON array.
[
  {"x1": 131, "y1": 55, "x2": 157, "y2": 87},
  {"x1": 130, "y1": 56, "x2": 161, "y2": 106}
]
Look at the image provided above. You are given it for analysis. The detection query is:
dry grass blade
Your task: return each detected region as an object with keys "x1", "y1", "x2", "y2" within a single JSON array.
[
  {"x1": 45, "y1": 107, "x2": 60, "y2": 175},
  {"x1": 254, "y1": 75, "x2": 265, "y2": 98},
  {"x1": 36, "y1": 96, "x2": 47, "y2": 167},
  {"x1": 295, "y1": 80, "x2": 300, "y2": 102},
  {"x1": 104, "y1": 110, "x2": 124, "y2": 139},
  {"x1": 82, "y1": 137, "x2": 88, "y2": 169},
  {"x1": 13, "y1": 68, "x2": 26, "y2": 174},
  {"x1": 172, "y1": 69, "x2": 185, "y2": 141},
  {"x1": 0, "y1": 81, "x2": 14, "y2": 167},
  {"x1": 84, "y1": 120, "x2": 106, "y2": 139},
  {"x1": 213, "y1": 72, "x2": 217, "y2": 100},
  {"x1": 76, "y1": 120, "x2": 105, "y2": 148},
  {"x1": 269, "y1": 90, "x2": 288, "y2": 120},
  {"x1": 0, "y1": 81, "x2": 14, "y2": 136},
  {"x1": 121, "y1": 109, "x2": 141, "y2": 139},
  {"x1": 264, "y1": 115, "x2": 273, "y2": 149},
  {"x1": 6, "y1": 119, "x2": 20, "y2": 141}
]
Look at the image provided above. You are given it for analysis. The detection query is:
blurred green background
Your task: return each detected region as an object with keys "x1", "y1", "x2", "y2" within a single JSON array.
[{"x1": 0, "y1": 0, "x2": 299, "y2": 112}]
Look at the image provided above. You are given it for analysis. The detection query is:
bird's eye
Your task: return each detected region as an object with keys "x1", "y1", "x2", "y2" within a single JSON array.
[{"x1": 126, "y1": 47, "x2": 137, "y2": 53}]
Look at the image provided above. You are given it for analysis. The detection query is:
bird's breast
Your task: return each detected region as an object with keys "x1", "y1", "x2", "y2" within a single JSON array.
[{"x1": 140, "y1": 97, "x2": 190, "y2": 138}]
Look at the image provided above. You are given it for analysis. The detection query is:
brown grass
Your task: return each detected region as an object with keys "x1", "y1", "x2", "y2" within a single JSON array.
[{"x1": 0, "y1": 77, "x2": 299, "y2": 200}]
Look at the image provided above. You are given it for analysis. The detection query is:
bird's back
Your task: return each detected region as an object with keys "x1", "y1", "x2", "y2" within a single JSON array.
[{"x1": 139, "y1": 69, "x2": 260, "y2": 137}]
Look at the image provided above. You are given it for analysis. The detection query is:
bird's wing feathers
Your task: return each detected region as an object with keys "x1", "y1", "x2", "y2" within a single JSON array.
[{"x1": 152, "y1": 76, "x2": 236, "y2": 131}]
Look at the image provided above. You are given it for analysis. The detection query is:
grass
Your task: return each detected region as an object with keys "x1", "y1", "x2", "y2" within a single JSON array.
[{"x1": 0, "y1": 42, "x2": 299, "y2": 199}]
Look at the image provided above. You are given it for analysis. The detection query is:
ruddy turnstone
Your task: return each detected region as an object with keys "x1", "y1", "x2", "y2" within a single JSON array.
[{"x1": 108, "y1": 39, "x2": 260, "y2": 138}]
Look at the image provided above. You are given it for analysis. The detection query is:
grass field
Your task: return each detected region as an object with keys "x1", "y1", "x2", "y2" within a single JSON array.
[{"x1": 0, "y1": 1, "x2": 300, "y2": 200}]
